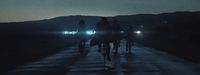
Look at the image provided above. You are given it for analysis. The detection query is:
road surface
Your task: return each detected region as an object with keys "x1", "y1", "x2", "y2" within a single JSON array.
[{"x1": 5, "y1": 41, "x2": 200, "y2": 75}]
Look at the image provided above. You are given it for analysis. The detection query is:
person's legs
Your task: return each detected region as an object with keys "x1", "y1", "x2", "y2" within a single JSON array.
[
  {"x1": 113, "y1": 41, "x2": 115, "y2": 50},
  {"x1": 98, "y1": 38, "x2": 102, "y2": 52},
  {"x1": 117, "y1": 39, "x2": 120, "y2": 48},
  {"x1": 128, "y1": 42, "x2": 131, "y2": 53},
  {"x1": 98, "y1": 44, "x2": 101, "y2": 52},
  {"x1": 113, "y1": 40, "x2": 118, "y2": 53},
  {"x1": 78, "y1": 40, "x2": 84, "y2": 55},
  {"x1": 102, "y1": 37, "x2": 112, "y2": 67},
  {"x1": 106, "y1": 43, "x2": 111, "y2": 61},
  {"x1": 126, "y1": 39, "x2": 129, "y2": 52},
  {"x1": 116, "y1": 39, "x2": 120, "y2": 52},
  {"x1": 105, "y1": 42, "x2": 113, "y2": 68},
  {"x1": 131, "y1": 41, "x2": 134, "y2": 51}
]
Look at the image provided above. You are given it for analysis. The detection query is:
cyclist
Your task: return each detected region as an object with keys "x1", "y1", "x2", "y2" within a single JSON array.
[
  {"x1": 95, "y1": 17, "x2": 112, "y2": 67},
  {"x1": 111, "y1": 20, "x2": 121, "y2": 53},
  {"x1": 125, "y1": 25, "x2": 134, "y2": 53},
  {"x1": 77, "y1": 19, "x2": 87, "y2": 55}
]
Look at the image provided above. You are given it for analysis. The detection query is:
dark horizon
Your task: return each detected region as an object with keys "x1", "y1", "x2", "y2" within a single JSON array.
[{"x1": 0, "y1": 10, "x2": 199, "y2": 23}]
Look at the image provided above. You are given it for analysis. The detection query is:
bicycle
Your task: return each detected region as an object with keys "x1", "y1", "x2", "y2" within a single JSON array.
[
  {"x1": 101, "y1": 41, "x2": 112, "y2": 70},
  {"x1": 113, "y1": 39, "x2": 120, "y2": 53},
  {"x1": 126, "y1": 39, "x2": 134, "y2": 54},
  {"x1": 78, "y1": 39, "x2": 86, "y2": 55}
]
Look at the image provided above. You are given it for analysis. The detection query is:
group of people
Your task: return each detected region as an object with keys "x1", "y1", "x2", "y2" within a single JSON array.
[{"x1": 77, "y1": 17, "x2": 135, "y2": 68}]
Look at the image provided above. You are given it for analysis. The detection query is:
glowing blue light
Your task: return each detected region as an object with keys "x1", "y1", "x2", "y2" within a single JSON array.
[
  {"x1": 63, "y1": 31, "x2": 69, "y2": 34},
  {"x1": 63, "y1": 31, "x2": 77, "y2": 35},
  {"x1": 136, "y1": 30, "x2": 141, "y2": 34},
  {"x1": 86, "y1": 30, "x2": 96, "y2": 35},
  {"x1": 63, "y1": 30, "x2": 96, "y2": 35}
]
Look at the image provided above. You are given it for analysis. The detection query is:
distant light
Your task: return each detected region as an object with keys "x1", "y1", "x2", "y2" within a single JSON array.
[
  {"x1": 63, "y1": 31, "x2": 77, "y2": 35},
  {"x1": 120, "y1": 31, "x2": 124, "y2": 33},
  {"x1": 136, "y1": 30, "x2": 141, "y2": 34},
  {"x1": 63, "y1": 31, "x2": 68, "y2": 34},
  {"x1": 86, "y1": 30, "x2": 96, "y2": 35},
  {"x1": 140, "y1": 25, "x2": 144, "y2": 28},
  {"x1": 71, "y1": 31, "x2": 77, "y2": 34}
]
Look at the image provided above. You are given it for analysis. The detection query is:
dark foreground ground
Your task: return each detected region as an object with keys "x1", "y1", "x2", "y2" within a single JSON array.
[
  {"x1": 3, "y1": 40, "x2": 200, "y2": 75},
  {"x1": 0, "y1": 34, "x2": 77, "y2": 74}
]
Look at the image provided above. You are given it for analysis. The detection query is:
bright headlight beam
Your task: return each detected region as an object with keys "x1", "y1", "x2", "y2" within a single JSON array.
[
  {"x1": 63, "y1": 31, "x2": 69, "y2": 35},
  {"x1": 136, "y1": 30, "x2": 141, "y2": 34},
  {"x1": 63, "y1": 31, "x2": 77, "y2": 35},
  {"x1": 86, "y1": 30, "x2": 96, "y2": 35},
  {"x1": 63, "y1": 30, "x2": 96, "y2": 35}
]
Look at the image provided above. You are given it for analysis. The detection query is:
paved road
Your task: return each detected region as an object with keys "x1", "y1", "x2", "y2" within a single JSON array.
[{"x1": 5, "y1": 41, "x2": 200, "y2": 75}]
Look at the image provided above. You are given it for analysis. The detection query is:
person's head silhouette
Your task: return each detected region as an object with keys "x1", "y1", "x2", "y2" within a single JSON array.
[
  {"x1": 79, "y1": 19, "x2": 85, "y2": 25},
  {"x1": 101, "y1": 17, "x2": 108, "y2": 22}
]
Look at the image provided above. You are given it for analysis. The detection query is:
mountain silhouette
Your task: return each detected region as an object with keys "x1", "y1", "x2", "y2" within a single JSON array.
[{"x1": 1, "y1": 11, "x2": 199, "y2": 34}]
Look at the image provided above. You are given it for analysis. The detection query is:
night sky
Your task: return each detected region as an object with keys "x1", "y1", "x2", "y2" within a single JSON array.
[{"x1": 0, "y1": 0, "x2": 200, "y2": 22}]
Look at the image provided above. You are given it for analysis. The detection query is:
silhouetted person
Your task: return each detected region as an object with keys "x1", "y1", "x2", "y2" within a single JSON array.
[
  {"x1": 95, "y1": 17, "x2": 112, "y2": 67},
  {"x1": 77, "y1": 19, "x2": 87, "y2": 55},
  {"x1": 125, "y1": 25, "x2": 134, "y2": 53},
  {"x1": 111, "y1": 20, "x2": 121, "y2": 53}
]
